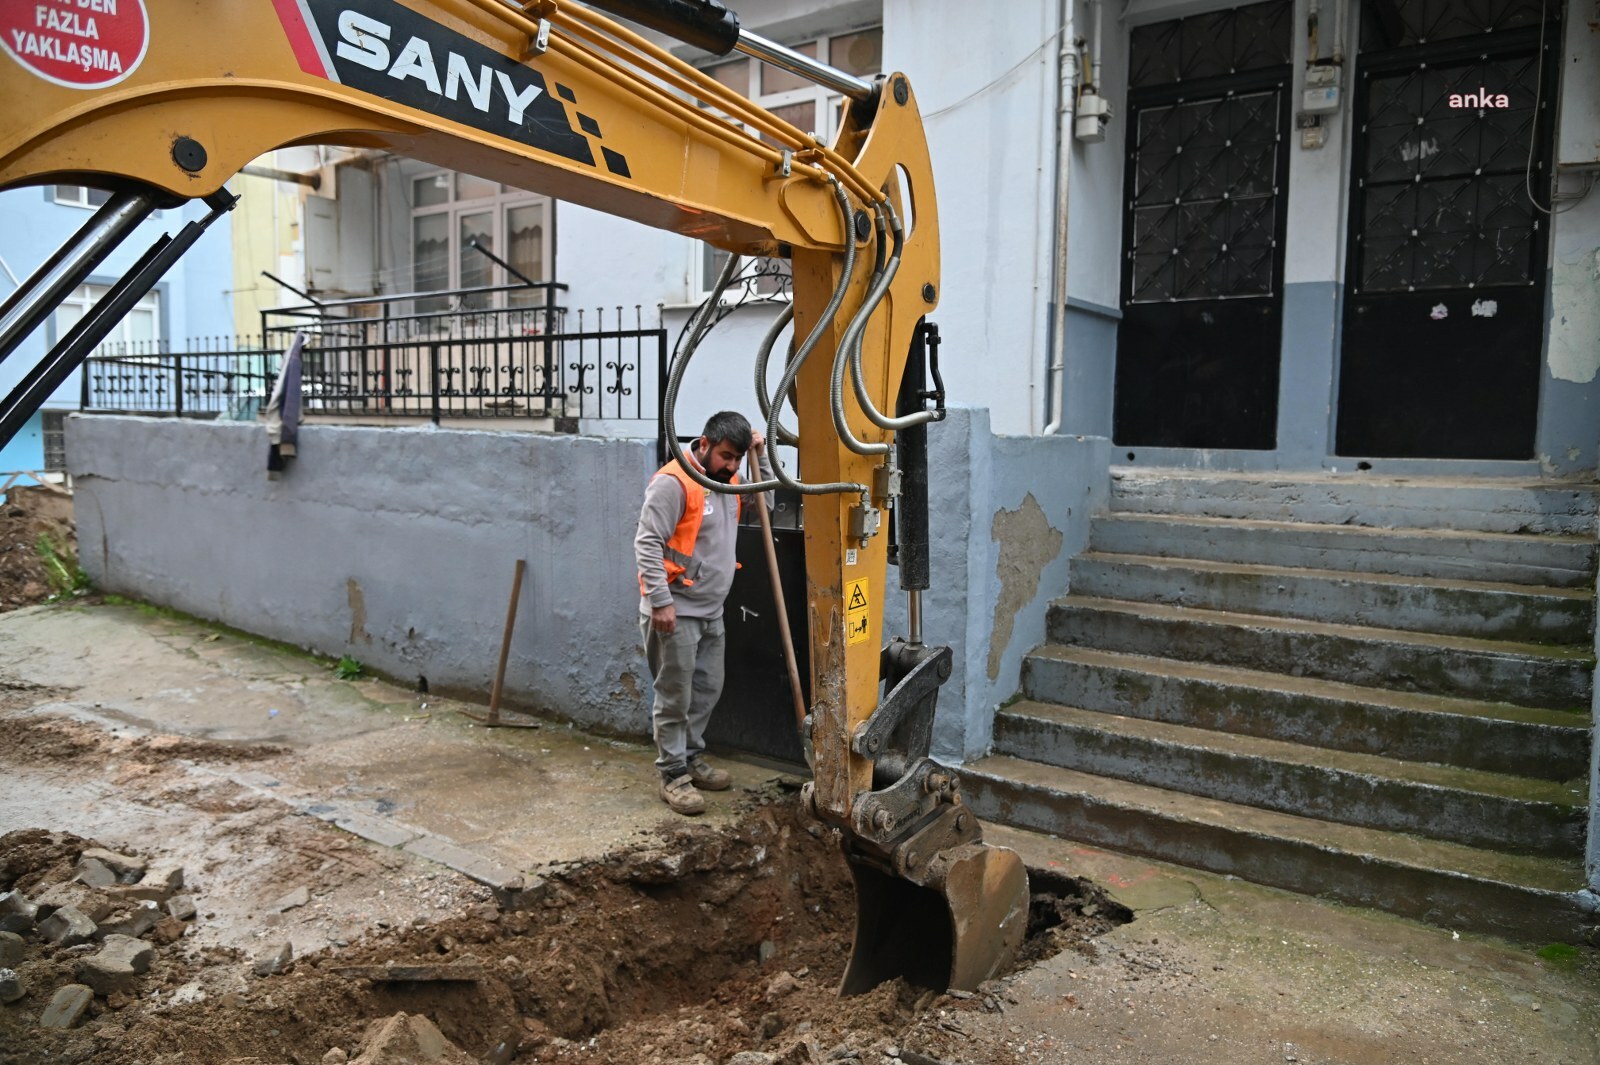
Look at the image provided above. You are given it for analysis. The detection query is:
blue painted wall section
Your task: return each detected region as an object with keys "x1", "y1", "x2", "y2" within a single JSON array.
[{"x1": 0, "y1": 187, "x2": 234, "y2": 471}]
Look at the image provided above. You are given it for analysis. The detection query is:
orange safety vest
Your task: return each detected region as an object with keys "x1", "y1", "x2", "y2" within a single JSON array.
[{"x1": 639, "y1": 453, "x2": 742, "y2": 595}]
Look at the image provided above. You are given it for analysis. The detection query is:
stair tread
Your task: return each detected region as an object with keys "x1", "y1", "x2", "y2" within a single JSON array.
[
  {"x1": 1109, "y1": 467, "x2": 1600, "y2": 495},
  {"x1": 1076, "y1": 551, "x2": 1594, "y2": 600},
  {"x1": 1096, "y1": 506, "x2": 1598, "y2": 548},
  {"x1": 1053, "y1": 594, "x2": 1595, "y2": 661},
  {"x1": 998, "y1": 700, "x2": 1586, "y2": 805},
  {"x1": 1026, "y1": 644, "x2": 1591, "y2": 729},
  {"x1": 966, "y1": 754, "x2": 1584, "y2": 892}
]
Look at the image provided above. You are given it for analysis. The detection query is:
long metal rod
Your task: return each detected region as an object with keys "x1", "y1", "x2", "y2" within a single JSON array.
[
  {"x1": 0, "y1": 192, "x2": 234, "y2": 451},
  {"x1": 748, "y1": 454, "x2": 808, "y2": 736},
  {"x1": 734, "y1": 29, "x2": 875, "y2": 102},
  {"x1": 0, "y1": 190, "x2": 158, "y2": 367}
]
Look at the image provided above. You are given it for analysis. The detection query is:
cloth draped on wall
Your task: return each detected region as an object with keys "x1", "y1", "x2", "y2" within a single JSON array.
[{"x1": 263, "y1": 331, "x2": 305, "y2": 478}]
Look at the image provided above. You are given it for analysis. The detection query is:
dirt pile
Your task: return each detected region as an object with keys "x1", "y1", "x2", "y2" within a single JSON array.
[
  {"x1": 0, "y1": 485, "x2": 78, "y2": 612},
  {"x1": 0, "y1": 794, "x2": 1126, "y2": 1065}
]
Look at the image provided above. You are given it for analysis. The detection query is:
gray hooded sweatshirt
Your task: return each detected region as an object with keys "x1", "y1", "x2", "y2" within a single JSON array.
[{"x1": 636, "y1": 448, "x2": 775, "y2": 620}]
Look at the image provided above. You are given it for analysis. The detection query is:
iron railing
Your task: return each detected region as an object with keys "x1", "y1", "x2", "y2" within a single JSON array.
[
  {"x1": 81, "y1": 283, "x2": 667, "y2": 425},
  {"x1": 80, "y1": 337, "x2": 276, "y2": 418}
]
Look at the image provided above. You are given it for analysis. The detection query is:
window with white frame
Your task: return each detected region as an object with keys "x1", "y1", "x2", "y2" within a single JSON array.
[
  {"x1": 41, "y1": 411, "x2": 67, "y2": 472},
  {"x1": 52, "y1": 185, "x2": 111, "y2": 209},
  {"x1": 54, "y1": 284, "x2": 162, "y2": 354},
  {"x1": 696, "y1": 26, "x2": 883, "y2": 296},
  {"x1": 410, "y1": 172, "x2": 553, "y2": 313}
]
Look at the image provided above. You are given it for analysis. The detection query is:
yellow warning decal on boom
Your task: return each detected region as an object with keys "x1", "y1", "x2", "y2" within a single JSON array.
[{"x1": 846, "y1": 578, "x2": 870, "y2": 645}]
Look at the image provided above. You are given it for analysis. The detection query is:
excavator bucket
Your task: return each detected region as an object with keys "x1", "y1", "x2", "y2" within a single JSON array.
[
  {"x1": 841, "y1": 841, "x2": 1030, "y2": 995},
  {"x1": 822, "y1": 636, "x2": 1034, "y2": 996}
]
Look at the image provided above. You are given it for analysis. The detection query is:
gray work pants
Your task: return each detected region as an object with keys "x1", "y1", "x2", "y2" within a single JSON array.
[{"x1": 639, "y1": 613, "x2": 726, "y2": 775}]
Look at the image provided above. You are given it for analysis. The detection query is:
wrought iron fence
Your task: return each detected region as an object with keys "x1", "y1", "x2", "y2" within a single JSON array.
[
  {"x1": 80, "y1": 337, "x2": 276, "y2": 418},
  {"x1": 81, "y1": 282, "x2": 666, "y2": 425}
]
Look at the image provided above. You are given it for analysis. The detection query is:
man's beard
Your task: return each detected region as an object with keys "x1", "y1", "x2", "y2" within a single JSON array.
[{"x1": 696, "y1": 444, "x2": 736, "y2": 483}]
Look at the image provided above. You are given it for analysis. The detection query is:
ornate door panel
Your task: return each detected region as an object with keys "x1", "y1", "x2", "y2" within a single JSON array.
[
  {"x1": 1114, "y1": 1, "x2": 1294, "y2": 450},
  {"x1": 1337, "y1": 2, "x2": 1558, "y2": 459}
]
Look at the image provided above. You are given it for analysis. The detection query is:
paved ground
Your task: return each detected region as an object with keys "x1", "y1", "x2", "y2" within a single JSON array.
[{"x1": 2, "y1": 599, "x2": 1597, "y2": 1064}]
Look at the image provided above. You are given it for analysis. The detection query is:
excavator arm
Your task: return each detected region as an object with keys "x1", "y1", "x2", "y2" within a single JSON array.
[{"x1": 0, "y1": 0, "x2": 1027, "y2": 993}]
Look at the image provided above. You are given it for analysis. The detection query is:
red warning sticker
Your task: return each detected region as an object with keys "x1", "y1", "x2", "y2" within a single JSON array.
[{"x1": 1, "y1": 0, "x2": 150, "y2": 90}]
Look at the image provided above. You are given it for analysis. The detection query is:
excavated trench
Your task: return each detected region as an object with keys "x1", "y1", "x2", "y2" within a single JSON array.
[{"x1": 2, "y1": 796, "x2": 1129, "y2": 1065}]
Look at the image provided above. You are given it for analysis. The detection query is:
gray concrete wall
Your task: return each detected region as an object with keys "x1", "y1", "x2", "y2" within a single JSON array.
[
  {"x1": 67, "y1": 416, "x2": 659, "y2": 737},
  {"x1": 66, "y1": 412, "x2": 1111, "y2": 768},
  {"x1": 882, "y1": 408, "x2": 1111, "y2": 762}
]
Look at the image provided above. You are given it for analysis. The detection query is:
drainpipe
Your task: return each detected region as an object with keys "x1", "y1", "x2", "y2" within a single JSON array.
[{"x1": 1042, "y1": 0, "x2": 1080, "y2": 435}]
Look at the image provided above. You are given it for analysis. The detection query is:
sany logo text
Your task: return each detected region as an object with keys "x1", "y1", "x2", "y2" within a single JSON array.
[{"x1": 335, "y1": 10, "x2": 544, "y2": 124}]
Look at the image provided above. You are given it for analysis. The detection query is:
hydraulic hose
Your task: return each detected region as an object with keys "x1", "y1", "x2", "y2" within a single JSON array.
[
  {"x1": 663, "y1": 176, "x2": 866, "y2": 498},
  {"x1": 663, "y1": 250, "x2": 782, "y2": 497},
  {"x1": 761, "y1": 179, "x2": 870, "y2": 497},
  {"x1": 753, "y1": 303, "x2": 799, "y2": 446},
  {"x1": 830, "y1": 198, "x2": 907, "y2": 456},
  {"x1": 850, "y1": 200, "x2": 940, "y2": 434}
]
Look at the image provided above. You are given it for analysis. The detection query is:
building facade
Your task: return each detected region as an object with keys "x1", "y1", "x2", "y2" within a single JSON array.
[{"x1": 247, "y1": 0, "x2": 1598, "y2": 480}]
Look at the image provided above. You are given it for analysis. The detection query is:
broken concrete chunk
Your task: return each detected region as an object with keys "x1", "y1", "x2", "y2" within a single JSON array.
[
  {"x1": 271, "y1": 886, "x2": 311, "y2": 914},
  {"x1": 253, "y1": 942, "x2": 293, "y2": 977},
  {"x1": 144, "y1": 864, "x2": 185, "y2": 898},
  {"x1": 35, "y1": 882, "x2": 115, "y2": 923},
  {"x1": 79, "y1": 848, "x2": 146, "y2": 883},
  {"x1": 39, "y1": 906, "x2": 97, "y2": 947},
  {"x1": 0, "y1": 891, "x2": 36, "y2": 935},
  {"x1": 0, "y1": 931, "x2": 24, "y2": 968},
  {"x1": 39, "y1": 984, "x2": 93, "y2": 1029},
  {"x1": 166, "y1": 894, "x2": 198, "y2": 922},
  {"x1": 107, "y1": 864, "x2": 184, "y2": 904},
  {"x1": 0, "y1": 968, "x2": 24, "y2": 1004},
  {"x1": 74, "y1": 857, "x2": 118, "y2": 890},
  {"x1": 97, "y1": 901, "x2": 161, "y2": 940},
  {"x1": 765, "y1": 970, "x2": 802, "y2": 1002},
  {"x1": 351, "y1": 1012, "x2": 475, "y2": 1064},
  {"x1": 727, "y1": 1055, "x2": 779, "y2": 1065},
  {"x1": 76, "y1": 934, "x2": 155, "y2": 996},
  {"x1": 151, "y1": 916, "x2": 187, "y2": 946},
  {"x1": 322, "y1": 1050, "x2": 349, "y2": 1064}
]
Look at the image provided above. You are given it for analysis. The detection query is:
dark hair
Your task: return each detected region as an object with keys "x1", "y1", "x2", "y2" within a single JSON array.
[{"x1": 700, "y1": 411, "x2": 752, "y2": 454}]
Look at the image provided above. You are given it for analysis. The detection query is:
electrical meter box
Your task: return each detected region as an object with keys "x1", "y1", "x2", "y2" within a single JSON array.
[{"x1": 1302, "y1": 64, "x2": 1341, "y2": 114}]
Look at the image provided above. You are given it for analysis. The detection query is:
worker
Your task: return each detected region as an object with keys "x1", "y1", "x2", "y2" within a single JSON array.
[{"x1": 635, "y1": 411, "x2": 775, "y2": 815}]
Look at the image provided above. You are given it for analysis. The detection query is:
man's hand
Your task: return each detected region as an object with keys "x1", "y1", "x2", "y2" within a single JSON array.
[
  {"x1": 749, "y1": 429, "x2": 765, "y2": 455},
  {"x1": 650, "y1": 603, "x2": 677, "y2": 635}
]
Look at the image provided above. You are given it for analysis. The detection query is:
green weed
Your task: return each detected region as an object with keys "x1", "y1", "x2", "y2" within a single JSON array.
[
  {"x1": 35, "y1": 533, "x2": 89, "y2": 596},
  {"x1": 1537, "y1": 943, "x2": 1581, "y2": 970},
  {"x1": 335, "y1": 655, "x2": 366, "y2": 681}
]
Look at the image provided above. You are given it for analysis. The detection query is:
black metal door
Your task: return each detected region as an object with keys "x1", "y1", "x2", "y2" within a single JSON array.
[
  {"x1": 1336, "y1": 2, "x2": 1558, "y2": 459},
  {"x1": 1114, "y1": 1, "x2": 1294, "y2": 450},
  {"x1": 704, "y1": 491, "x2": 810, "y2": 767}
]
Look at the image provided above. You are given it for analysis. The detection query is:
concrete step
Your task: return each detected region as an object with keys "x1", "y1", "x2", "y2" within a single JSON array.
[
  {"x1": 1021, "y1": 645, "x2": 1591, "y2": 781},
  {"x1": 1068, "y1": 552, "x2": 1594, "y2": 644},
  {"x1": 1088, "y1": 513, "x2": 1596, "y2": 589},
  {"x1": 1109, "y1": 469, "x2": 1600, "y2": 536},
  {"x1": 991, "y1": 701, "x2": 1586, "y2": 857},
  {"x1": 1047, "y1": 596, "x2": 1594, "y2": 711},
  {"x1": 961, "y1": 755, "x2": 1592, "y2": 943}
]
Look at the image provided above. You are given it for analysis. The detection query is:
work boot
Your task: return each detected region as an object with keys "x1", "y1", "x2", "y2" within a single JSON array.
[
  {"x1": 687, "y1": 755, "x2": 732, "y2": 791},
  {"x1": 659, "y1": 772, "x2": 705, "y2": 815}
]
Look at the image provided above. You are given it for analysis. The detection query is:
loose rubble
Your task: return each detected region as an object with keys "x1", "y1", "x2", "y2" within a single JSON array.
[{"x1": 0, "y1": 802, "x2": 1123, "y2": 1064}]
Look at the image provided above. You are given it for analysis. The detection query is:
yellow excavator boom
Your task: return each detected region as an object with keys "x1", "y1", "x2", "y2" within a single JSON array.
[{"x1": 0, "y1": 0, "x2": 1027, "y2": 993}]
